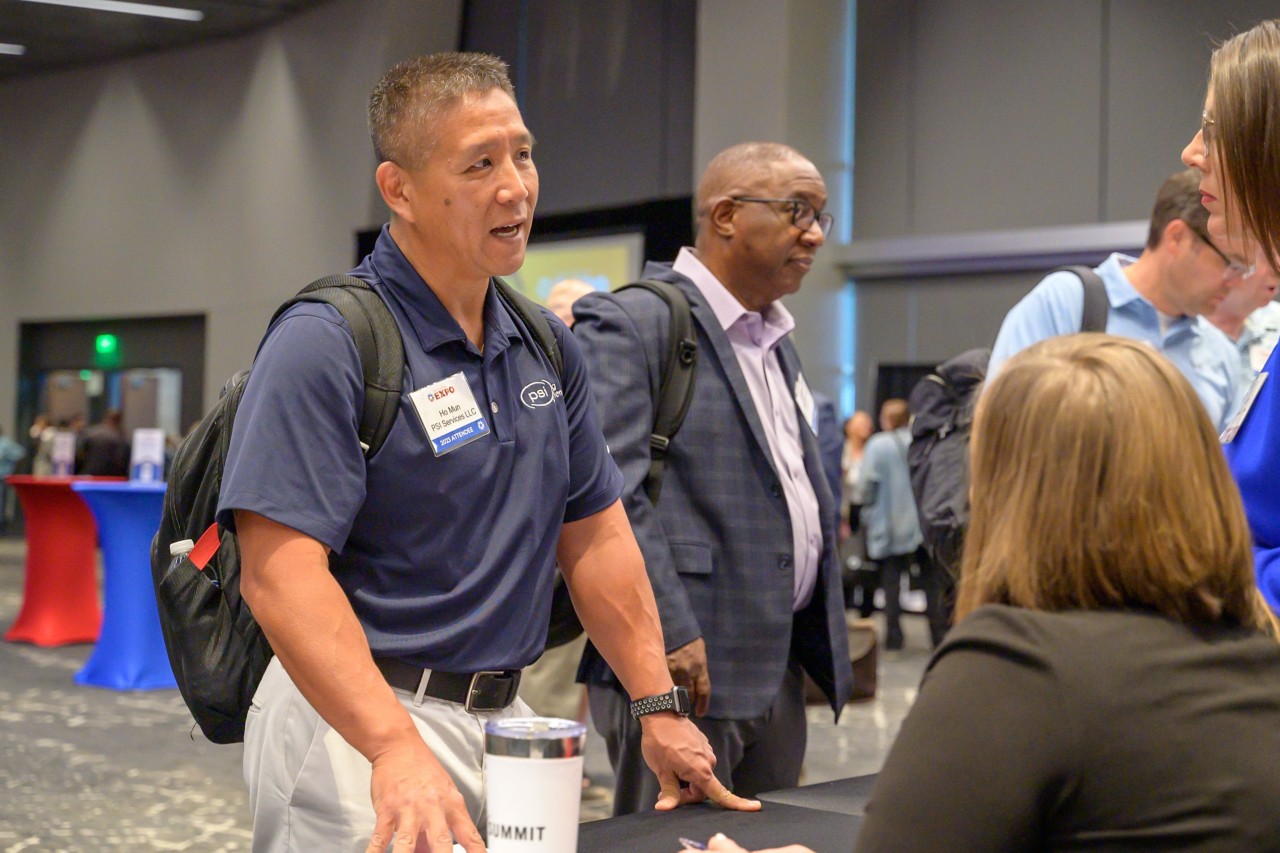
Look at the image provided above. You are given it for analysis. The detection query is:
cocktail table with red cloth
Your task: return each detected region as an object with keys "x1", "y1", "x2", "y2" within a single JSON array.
[{"x1": 3, "y1": 475, "x2": 124, "y2": 646}]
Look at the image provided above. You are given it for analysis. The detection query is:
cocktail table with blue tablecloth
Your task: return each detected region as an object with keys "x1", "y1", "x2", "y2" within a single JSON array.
[{"x1": 71, "y1": 480, "x2": 175, "y2": 690}]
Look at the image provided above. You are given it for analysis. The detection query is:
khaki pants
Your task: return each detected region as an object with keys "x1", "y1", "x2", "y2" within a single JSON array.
[
  {"x1": 244, "y1": 657, "x2": 533, "y2": 852},
  {"x1": 518, "y1": 634, "x2": 588, "y2": 720}
]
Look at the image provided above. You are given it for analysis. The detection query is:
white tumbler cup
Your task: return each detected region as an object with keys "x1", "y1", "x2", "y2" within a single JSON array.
[{"x1": 484, "y1": 717, "x2": 587, "y2": 852}]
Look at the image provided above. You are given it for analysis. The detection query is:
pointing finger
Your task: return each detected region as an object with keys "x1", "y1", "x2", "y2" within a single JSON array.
[{"x1": 704, "y1": 777, "x2": 761, "y2": 812}]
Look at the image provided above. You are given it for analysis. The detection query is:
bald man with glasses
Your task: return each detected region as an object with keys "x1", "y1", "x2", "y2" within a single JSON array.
[
  {"x1": 571, "y1": 142, "x2": 853, "y2": 815},
  {"x1": 989, "y1": 168, "x2": 1246, "y2": 431}
]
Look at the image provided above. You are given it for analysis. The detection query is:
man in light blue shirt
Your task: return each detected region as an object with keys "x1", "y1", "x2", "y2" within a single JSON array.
[
  {"x1": 989, "y1": 169, "x2": 1247, "y2": 431},
  {"x1": 860, "y1": 399, "x2": 929, "y2": 651}
]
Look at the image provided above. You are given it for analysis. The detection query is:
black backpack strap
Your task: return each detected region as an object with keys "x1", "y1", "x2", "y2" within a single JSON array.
[
  {"x1": 614, "y1": 279, "x2": 698, "y2": 504},
  {"x1": 493, "y1": 277, "x2": 564, "y2": 383},
  {"x1": 272, "y1": 275, "x2": 405, "y2": 457},
  {"x1": 1055, "y1": 265, "x2": 1110, "y2": 333}
]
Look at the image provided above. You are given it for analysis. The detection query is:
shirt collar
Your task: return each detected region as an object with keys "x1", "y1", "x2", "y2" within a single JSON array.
[
  {"x1": 672, "y1": 247, "x2": 795, "y2": 347},
  {"x1": 1102, "y1": 253, "x2": 1196, "y2": 332},
  {"x1": 364, "y1": 225, "x2": 520, "y2": 357},
  {"x1": 1099, "y1": 253, "x2": 1147, "y2": 308}
]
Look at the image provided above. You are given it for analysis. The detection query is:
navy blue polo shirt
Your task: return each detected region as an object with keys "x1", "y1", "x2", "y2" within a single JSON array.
[{"x1": 217, "y1": 226, "x2": 622, "y2": 671}]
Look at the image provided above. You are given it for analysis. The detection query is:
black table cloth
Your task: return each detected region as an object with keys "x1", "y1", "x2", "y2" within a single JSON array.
[
  {"x1": 757, "y1": 774, "x2": 879, "y2": 816},
  {"x1": 576, "y1": 800, "x2": 861, "y2": 853}
]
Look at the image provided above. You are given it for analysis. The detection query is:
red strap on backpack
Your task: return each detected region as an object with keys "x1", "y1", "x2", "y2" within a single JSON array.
[{"x1": 190, "y1": 523, "x2": 221, "y2": 571}]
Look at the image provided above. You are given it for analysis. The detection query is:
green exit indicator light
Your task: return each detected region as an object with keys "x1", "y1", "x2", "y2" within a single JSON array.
[{"x1": 95, "y1": 334, "x2": 118, "y2": 355}]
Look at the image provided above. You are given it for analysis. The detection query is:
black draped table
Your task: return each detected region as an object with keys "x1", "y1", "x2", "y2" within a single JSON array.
[
  {"x1": 757, "y1": 773, "x2": 879, "y2": 815},
  {"x1": 577, "y1": 775, "x2": 877, "y2": 852}
]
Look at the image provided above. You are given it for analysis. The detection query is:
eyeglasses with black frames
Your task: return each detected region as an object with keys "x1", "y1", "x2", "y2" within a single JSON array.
[
  {"x1": 729, "y1": 196, "x2": 834, "y2": 237},
  {"x1": 1190, "y1": 222, "x2": 1255, "y2": 281}
]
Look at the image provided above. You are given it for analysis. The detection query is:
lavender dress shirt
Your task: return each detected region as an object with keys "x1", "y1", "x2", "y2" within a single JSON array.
[{"x1": 672, "y1": 248, "x2": 822, "y2": 610}]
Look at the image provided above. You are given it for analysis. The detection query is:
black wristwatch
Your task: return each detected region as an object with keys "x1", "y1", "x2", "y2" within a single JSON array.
[{"x1": 630, "y1": 686, "x2": 692, "y2": 720}]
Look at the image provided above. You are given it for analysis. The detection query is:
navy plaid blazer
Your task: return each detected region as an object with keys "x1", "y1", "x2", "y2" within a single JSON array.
[{"x1": 573, "y1": 262, "x2": 853, "y2": 720}]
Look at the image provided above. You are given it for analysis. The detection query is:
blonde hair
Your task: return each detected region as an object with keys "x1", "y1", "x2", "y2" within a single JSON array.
[
  {"x1": 956, "y1": 334, "x2": 1265, "y2": 631},
  {"x1": 1208, "y1": 20, "x2": 1280, "y2": 272}
]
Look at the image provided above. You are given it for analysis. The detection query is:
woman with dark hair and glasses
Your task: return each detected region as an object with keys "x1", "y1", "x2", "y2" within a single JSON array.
[{"x1": 1182, "y1": 19, "x2": 1280, "y2": 614}]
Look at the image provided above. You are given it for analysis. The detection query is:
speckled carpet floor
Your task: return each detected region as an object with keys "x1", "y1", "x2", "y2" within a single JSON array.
[{"x1": 0, "y1": 533, "x2": 929, "y2": 851}]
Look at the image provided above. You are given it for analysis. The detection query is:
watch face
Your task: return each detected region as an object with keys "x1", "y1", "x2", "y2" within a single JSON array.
[{"x1": 673, "y1": 686, "x2": 692, "y2": 715}]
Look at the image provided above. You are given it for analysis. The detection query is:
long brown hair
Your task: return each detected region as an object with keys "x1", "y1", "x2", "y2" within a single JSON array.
[
  {"x1": 957, "y1": 334, "x2": 1264, "y2": 631},
  {"x1": 1209, "y1": 19, "x2": 1280, "y2": 272}
]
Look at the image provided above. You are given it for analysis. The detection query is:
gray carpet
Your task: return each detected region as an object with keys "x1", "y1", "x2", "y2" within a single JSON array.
[
  {"x1": 0, "y1": 533, "x2": 930, "y2": 850},
  {"x1": 0, "y1": 537, "x2": 251, "y2": 851}
]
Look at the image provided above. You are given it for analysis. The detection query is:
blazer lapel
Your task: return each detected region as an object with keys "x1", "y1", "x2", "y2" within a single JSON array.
[{"x1": 675, "y1": 279, "x2": 781, "y2": 481}]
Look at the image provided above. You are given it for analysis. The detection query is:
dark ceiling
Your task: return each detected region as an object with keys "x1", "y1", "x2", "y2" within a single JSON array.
[{"x1": 0, "y1": 0, "x2": 333, "y2": 81}]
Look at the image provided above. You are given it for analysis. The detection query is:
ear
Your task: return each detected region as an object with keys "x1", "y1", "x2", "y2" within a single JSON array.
[
  {"x1": 1161, "y1": 218, "x2": 1192, "y2": 252},
  {"x1": 375, "y1": 161, "x2": 414, "y2": 223},
  {"x1": 706, "y1": 197, "x2": 738, "y2": 238}
]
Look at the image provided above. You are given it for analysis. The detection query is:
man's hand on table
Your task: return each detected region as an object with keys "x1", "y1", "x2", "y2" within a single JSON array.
[{"x1": 639, "y1": 713, "x2": 761, "y2": 812}]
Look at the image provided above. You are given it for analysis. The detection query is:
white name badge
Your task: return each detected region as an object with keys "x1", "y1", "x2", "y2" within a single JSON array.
[
  {"x1": 50, "y1": 430, "x2": 76, "y2": 476},
  {"x1": 1251, "y1": 342, "x2": 1271, "y2": 375},
  {"x1": 410, "y1": 372, "x2": 491, "y2": 456},
  {"x1": 794, "y1": 373, "x2": 818, "y2": 434},
  {"x1": 130, "y1": 427, "x2": 167, "y2": 482},
  {"x1": 1221, "y1": 371, "x2": 1267, "y2": 444}
]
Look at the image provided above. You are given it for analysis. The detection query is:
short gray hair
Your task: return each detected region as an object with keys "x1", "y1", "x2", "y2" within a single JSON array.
[{"x1": 368, "y1": 52, "x2": 517, "y2": 169}]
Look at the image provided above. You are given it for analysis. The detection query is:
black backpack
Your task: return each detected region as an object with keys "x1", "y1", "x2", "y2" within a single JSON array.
[
  {"x1": 150, "y1": 274, "x2": 564, "y2": 744},
  {"x1": 907, "y1": 266, "x2": 1109, "y2": 578},
  {"x1": 612, "y1": 279, "x2": 698, "y2": 503},
  {"x1": 545, "y1": 279, "x2": 699, "y2": 648}
]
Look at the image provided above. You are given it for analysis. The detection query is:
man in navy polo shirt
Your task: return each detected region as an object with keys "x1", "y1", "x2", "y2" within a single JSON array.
[{"x1": 217, "y1": 53, "x2": 756, "y2": 853}]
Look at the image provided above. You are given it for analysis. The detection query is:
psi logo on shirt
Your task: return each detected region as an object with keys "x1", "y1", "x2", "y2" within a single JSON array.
[
  {"x1": 520, "y1": 379, "x2": 562, "y2": 409},
  {"x1": 410, "y1": 372, "x2": 490, "y2": 456}
]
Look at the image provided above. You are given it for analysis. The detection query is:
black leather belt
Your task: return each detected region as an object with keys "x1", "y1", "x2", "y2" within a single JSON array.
[{"x1": 374, "y1": 657, "x2": 521, "y2": 713}]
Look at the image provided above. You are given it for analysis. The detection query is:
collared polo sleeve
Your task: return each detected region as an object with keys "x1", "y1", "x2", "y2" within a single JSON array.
[
  {"x1": 988, "y1": 272, "x2": 1088, "y2": 383},
  {"x1": 216, "y1": 303, "x2": 368, "y2": 552},
  {"x1": 554, "y1": 316, "x2": 624, "y2": 522}
]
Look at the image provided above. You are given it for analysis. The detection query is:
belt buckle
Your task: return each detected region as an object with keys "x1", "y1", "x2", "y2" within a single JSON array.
[{"x1": 465, "y1": 670, "x2": 511, "y2": 713}]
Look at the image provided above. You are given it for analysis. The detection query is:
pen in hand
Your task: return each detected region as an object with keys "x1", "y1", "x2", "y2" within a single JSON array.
[{"x1": 678, "y1": 837, "x2": 708, "y2": 850}]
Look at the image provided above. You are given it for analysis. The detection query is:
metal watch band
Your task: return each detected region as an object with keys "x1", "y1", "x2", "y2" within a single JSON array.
[{"x1": 630, "y1": 686, "x2": 691, "y2": 719}]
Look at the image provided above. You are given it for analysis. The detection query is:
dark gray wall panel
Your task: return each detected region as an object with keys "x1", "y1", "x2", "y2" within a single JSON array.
[
  {"x1": 853, "y1": 1, "x2": 914, "y2": 239},
  {"x1": 855, "y1": 271, "x2": 1046, "y2": 409},
  {"x1": 849, "y1": 0, "x2": 1280, "y2": 409},
  {"x1": 911, "y1": 0, "x2": 1103, "y2": 233},
  {"x1": 1105, "y1": 0, "x2": 1279, "y2": 220},
  {"x1": 463, "y1": 0, "x2": 695, "y2": 215}
]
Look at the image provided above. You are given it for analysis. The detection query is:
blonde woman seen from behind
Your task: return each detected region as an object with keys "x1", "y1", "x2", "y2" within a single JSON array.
[{"x1": 684, "y1": 334, "x2": 1280, "y2": 853}]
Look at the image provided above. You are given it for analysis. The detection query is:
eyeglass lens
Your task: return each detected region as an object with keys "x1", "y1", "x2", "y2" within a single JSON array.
[{"x1": 790, "y1": 203, "x2": 833, "y2": 237}]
